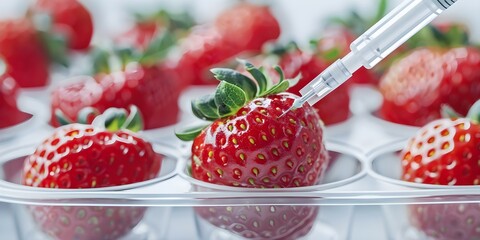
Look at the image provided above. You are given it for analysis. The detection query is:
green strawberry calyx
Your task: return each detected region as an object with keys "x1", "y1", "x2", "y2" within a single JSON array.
[
  {"x1": 55, "y1": 105, "x2": 143, "y2": 132},
  {"x1": 441, "y1": 99, "x2": 480, "y2": 123},
  {"x1": 175, "y1": 60, "x2": 300, "y2": 141}
]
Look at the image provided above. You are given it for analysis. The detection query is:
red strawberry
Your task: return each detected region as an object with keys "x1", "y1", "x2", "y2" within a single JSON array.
[
  {"x1": 32, "y1": 0, "x2": 93, "y2": 50},
  {"x1": 177, "y1": 3, "x2": 280, "y2": 86},
  {"x1": 0, "y1": 72, "x2": 30, "y2": 128},
  {"x1": 379, "y1": 47, "x2": 480, "y2": 127},
  {"x1": 401, "y1": 102, "x2": 480, "y2": 240},
  {"x1": 177, "y1": 61, "x2": 329, "y2": 239},
  {"x1": 0, "y1": 19, "x2": 50, "y2": 88},
  {"x1": 23, "y1": 110, "x2": 161, "y2": 240},
  {"x1": 51, "y1": 63, "x2": 181, "y2": 129},
  {"x1": 51, "y1": 31, "x2": 182, "y2": 129},
  {"x1": 214, "y1": 3, "x2": 280, "y2": 52}
]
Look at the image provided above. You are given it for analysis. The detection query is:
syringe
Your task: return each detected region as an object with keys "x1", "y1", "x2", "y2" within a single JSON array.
[{"x1": 284, "y1": 0, "x2": 459, "y2": 114}]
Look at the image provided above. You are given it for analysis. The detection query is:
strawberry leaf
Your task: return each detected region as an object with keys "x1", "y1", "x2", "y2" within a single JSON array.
[
  {"x1": 91, "y1": 48, "x2": 111, "y2": 74},
  {"x1": 77, "y1": 107, "x2": 100, "y2": 124},
  {"x1": 39, "y1": 31, "x2": 69, "y2": 67},
  {"x1": 241, "y1": 60, "x2": 267, "y2": 94},
  {"x1": 122, "y1": 105, "x2": 143, "y2": 132},
  {"x1": 191, "y1": 94, "x2": 220, "y2": 121},
  {"x1": 210, "y1": 68, "x2": 257, "y2": 101},
  {"x1": 103, "y1": 108, "x2": 128, "y2": 131},
  {"x1": 54, "y1": 109, "x2": 74, "y2": 126},
  {"x1": 139, "y1": 31, "x2": 175, "y2": 66},
  {"x1": 467, "y1": 100, "x2": 480, "y2": 123},
  {"x1": 214, "y1": 81, "x2": 247, "y2": 117},
  {"x1": 441, "y1": 104, "x2": 461, "y2": 119},
  {"x1": 261, "y1": 80, "x2": 289, "y2": 96},
  {"x1": 175, "y1": 124, "x2": 209, "y2": 141}
]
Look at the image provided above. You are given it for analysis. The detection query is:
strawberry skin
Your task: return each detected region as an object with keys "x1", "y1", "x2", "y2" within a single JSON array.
[
  {"x1": 23, "y1": 123, "x2": 161, "y2": 240},
  {"x1": 192, "y1": 94, "x2": 329, "y2": 188},
  {"x1": 401, "y1": 118, "x2": 480, "y2": 185},
  {"x1": 33, "y1": 0, "x2": 93, "y2": 50},
  {"x1": 0, "y1": 74, "x2": 30, "y2": 128},
  {"x1": 0, "y1": 19, "x2": 50, "y2": 88},
  {"x1": 401, "y1": 116, "x2": 480, "y2": 240},
  {"x1": 51, "y1": 64, "x2": 181, "y2": 129},
  {"x1": 379, "y1": 47, "x2": 480, "y2": 127}
]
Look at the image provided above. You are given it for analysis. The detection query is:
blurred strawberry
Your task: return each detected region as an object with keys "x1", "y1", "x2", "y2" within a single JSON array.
[
  {"x1": 0, "y1": 19, "x2": 50, "y2": 88},
  {"x1": 177, "y1": 3, "x2": 280, "y2": 86},
  {"x1": 51, "y1": 32, "x2": 182, "y2": 129},
  {"x1": 31, "y1": 0, "x2": 93, "y2": 50},
  {"x1": 116, "y1": 9, "x2": 195, "y2": 50},
  {"x1": 379, "y1": 47, "x2": 480, "y2": 126},
  {"x1": 401, "y1": 101, "x2": 480, "y2": 240},
  {"x1": 23, "y1": 108, "x2": 161, "y2": 240},
  {"x1": 0, "y1": 63, "x2": 30, "y2": 128}
]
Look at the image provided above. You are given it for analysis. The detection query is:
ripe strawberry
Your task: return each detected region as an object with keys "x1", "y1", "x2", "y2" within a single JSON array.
[
  {"x1": 0, "y1": 71, "x2": 30, "y2": 128},
  {"x1": 177, "y1": 61, "x2": 329, "y2": 239},
  {"x1": 32, "y1": 0, "x2": 93, "y2": 50},
  {"x1": 0, "y1": 19, "x2": 50, "y2": 88},
  {"x1": 214, "y1": 3, "x2": 280, "y2": 52},
  {"x1": 51, "y1": 32, "x2": 182, "y2": 129},
  {"x1": 23, "y1": 109, "x2": 161, "y2": 240},
  {"x1": 379, "y1": 47, "x2": 480, "y2": 127},
  {"x1": 177, "y1": 3, "x2": 280, "y2": 86},
  {"x1": 401, "y1": 101, "x2": 480, "y2": 240}
]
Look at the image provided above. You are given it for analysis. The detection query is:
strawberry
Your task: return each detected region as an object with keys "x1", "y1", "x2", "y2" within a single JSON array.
[
  {"x1": 51, "y1": 32, "x2": 182, "y2": 129},
  {"x1": 176, "y1": 3, "x2": 280, "y2": 86},
  {"x1": 0, "y1": 68, "x2": 30, "y2": 128},
  {"x1": 31, "y1": 0, "x2": 93, "y2": 50},
  {"x1": 401, "y1": 101, "x2": 480, "y2": 240},
  {"x1": 23, "y1": 107, "x2": 161, "y2": 240},
  {"x1": 176, "y1": 61, "x2": 329, "y2": 239},
  {"x1": 379, "y1": 47, "x2": 480, "y2": 127},
  {"x1": 0, "y1": 19, "x2": 50, "y2": 88}
]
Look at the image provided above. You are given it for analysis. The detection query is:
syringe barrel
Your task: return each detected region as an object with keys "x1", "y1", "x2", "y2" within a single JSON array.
[{"x1": 350, "y1": 0, "x2": 457, "y2": 69}]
